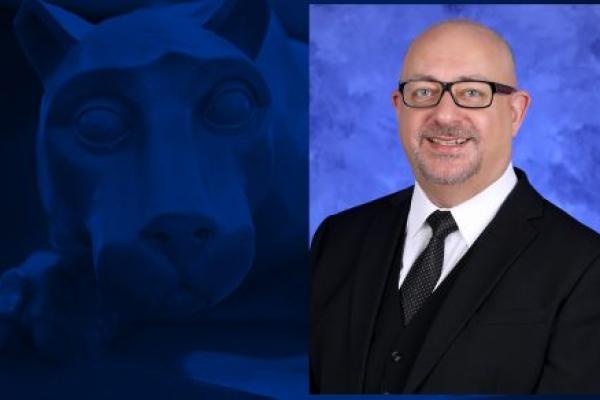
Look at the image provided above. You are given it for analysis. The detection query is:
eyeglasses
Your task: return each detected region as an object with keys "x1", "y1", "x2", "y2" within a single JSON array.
[{"x1": 398, "y1": 79, "x2": 517, "y2": 109}]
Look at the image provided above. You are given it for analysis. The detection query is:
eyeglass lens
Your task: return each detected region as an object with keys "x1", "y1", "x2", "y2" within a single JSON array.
[{"x1": 403, "y1": 81, "x2": 494, "y2": 108}]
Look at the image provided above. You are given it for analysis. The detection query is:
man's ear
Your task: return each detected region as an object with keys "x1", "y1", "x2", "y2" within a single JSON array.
[
  {"x1": 202, "y1": 0, "x2": 270, "y2": 60},
  {"x1": 392, "y1": 90, "x2": 403, "y2": 109},
  {"x1": 14, "y1": 0, "x2": 93, "y2": 83},
  {"x1": 509, "y1": 90, "x2": 531, "y2": 138}
]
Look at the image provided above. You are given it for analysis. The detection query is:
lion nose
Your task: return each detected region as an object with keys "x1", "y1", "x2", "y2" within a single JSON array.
[{"x1": 139, "y1": 213, "x2": 217, "y2": 244}]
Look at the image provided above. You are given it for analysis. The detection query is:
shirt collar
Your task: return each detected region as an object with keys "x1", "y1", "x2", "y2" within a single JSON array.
[{"x1": 406, "y1": 163, "x2": 518, "y2": 247}]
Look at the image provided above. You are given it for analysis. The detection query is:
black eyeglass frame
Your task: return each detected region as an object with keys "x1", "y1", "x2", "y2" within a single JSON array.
[{"x1": 397, "y1": 79, "x2": 518, "y2": 109}]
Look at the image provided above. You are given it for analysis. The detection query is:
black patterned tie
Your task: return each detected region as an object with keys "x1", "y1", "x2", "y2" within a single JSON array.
[{"x1": 401, "y1": 210, "x2": 458, "y2": 324}]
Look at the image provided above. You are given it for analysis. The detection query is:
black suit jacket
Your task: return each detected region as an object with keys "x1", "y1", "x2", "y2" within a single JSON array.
[{"x1": 310, "y1": 170, "x2": 600, "y2": 394}]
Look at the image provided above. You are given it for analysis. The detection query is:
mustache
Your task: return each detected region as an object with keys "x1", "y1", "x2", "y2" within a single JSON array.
[{"x1": 418, "y1": 126, "x2": 479, "y2": 140}]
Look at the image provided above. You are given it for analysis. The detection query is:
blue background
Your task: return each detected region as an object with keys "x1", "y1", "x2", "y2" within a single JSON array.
[
  {"x1": 0, "y1": 0, "x2": 308, "y2": 398},
  {"x1": 310, "y1": 4, "x2": 600, "y2": 237},
  {"x1": 1, "y1": 1, "x2": 599, "y2": 398}
]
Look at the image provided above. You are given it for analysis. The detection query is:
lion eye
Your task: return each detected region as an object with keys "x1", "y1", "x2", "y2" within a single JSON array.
[
  {"x1": 203, "y1": 82, "x2": 256, "y2": 129},
  {"x1": 76, "y1": 106, "x2": 129, "y2": 149}
]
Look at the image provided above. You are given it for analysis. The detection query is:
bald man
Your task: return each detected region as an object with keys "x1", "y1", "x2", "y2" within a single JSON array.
[{"x1": 310, "y1": 20, "x2": 600, "y2": 394}]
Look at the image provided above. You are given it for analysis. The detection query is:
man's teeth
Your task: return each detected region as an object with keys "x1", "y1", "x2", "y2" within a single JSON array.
[{"x1": 428, "y1": 137, "x2": 469, "y2": 145}]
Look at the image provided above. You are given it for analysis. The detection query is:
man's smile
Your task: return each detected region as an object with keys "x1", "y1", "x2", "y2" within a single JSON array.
[
  {"x1": 422, "y1": 135, "x2": 474, "y2": 153},
  {"x1": 426, "y1": 136, "x2": 471, "y2": 145}
]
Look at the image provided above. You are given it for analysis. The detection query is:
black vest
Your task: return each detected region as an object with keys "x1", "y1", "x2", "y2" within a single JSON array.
[{"x1": 364, "y1": 239, "x2": 467, "y2": 394}]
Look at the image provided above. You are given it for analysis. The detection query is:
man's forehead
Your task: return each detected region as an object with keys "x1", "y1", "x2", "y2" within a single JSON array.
[
  {"x1": 409, "y1": 21, "x2": 512, "y2": 56},
  {"x1": 401, "y1": 21, "x2": 516, "y2": 84},
  {"x1": 403, "y1": 73, "x2": 495, "y2": 82}
]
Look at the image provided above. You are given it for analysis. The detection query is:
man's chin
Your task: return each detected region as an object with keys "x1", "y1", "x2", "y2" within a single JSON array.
[
  {"x1": 417, "y1": 159, "x2": 480, "y2": 186},
  {"x1": 422, "y1": 172, "x2": 472, "y2": 186}
]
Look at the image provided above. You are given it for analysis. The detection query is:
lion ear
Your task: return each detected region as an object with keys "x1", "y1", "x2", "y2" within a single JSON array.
[
  {"x1": 202, "y1": 0, "x2": 270, "y2": 60},
  {"x1": 14, "y1": 0, "x2": 93, "y2": 82}
]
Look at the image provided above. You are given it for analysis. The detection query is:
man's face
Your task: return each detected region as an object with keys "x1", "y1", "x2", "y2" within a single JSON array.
[{"x1": 393, "y1": 24, "x2": 529, "y2": 193}]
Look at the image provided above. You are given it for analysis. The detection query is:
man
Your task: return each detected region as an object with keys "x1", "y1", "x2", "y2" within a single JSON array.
[{"x1": 310, "y1": 20, "x2": 600, "y2": 394}]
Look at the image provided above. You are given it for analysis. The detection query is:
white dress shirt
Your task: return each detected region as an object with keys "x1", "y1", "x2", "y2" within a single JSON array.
[{"x1": 399, "y1": 163, "x2": 518, "y2": 290}]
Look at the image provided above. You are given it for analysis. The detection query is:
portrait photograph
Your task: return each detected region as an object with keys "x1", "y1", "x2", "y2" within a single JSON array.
[{"x1": 310, "y1": 4, "x2": 600, "y2": 394}]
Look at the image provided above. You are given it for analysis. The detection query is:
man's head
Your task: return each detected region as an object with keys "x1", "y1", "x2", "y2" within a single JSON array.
[{"x1": 392, "y1": 20, "x2": 530, "y2": 207}]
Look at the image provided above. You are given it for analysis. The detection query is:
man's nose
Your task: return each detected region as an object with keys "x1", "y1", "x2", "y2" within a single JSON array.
[{"x1": 430, "y1": 91, "x2": 463, "y2": 125}]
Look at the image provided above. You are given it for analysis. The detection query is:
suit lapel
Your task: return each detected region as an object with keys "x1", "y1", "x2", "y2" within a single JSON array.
[
  {"x1": 404, "y1": 172, "x2": 544, "y2": 393},
  {"x1": 348, "y1": 190, "x2": 411, "y2": 392}
]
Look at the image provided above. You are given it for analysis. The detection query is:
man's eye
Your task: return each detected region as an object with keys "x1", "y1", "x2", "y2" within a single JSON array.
[
  {"x1": 463, "y1": 89, "x2": 482, "y2": 97},
  {"x1": 414, "y1": 88, "x2": 433, "y2": 97},
  {"x1": 76, "y1": 106, "x2": 129, "y2": 150},
  {"x1": 203, "y1": 82, "x2": 257, "y2": 130}
]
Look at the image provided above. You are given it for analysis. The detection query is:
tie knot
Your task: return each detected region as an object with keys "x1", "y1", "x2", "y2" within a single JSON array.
[{"x1": 426, "y1": 210, "x2": 458, "y2": 239}]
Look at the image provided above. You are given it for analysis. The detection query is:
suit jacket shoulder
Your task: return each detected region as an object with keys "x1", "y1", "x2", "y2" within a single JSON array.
[
  {"x1": 313, "y1": 188, "x2": 412, "y2": 236},
  {"x1": 310, "y1": 187, "x2": 412, "y2": 314},
  {"x1": 537, "y1": 197, "x2": 600, "y2": 254}
]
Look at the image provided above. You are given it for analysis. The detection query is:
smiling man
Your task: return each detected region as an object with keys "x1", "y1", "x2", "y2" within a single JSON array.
[{"x1": 310, "y1": 20, "x2": 600, "y2": 394}]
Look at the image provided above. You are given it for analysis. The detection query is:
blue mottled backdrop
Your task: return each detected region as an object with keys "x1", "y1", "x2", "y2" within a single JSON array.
[{"x1": 310, "y1": 4, "x2": 600, "y2": 237}]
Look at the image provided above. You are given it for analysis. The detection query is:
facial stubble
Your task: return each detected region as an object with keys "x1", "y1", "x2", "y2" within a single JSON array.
[{"x1": 412, "y1": 126, "x2": 482, "y2": 185}]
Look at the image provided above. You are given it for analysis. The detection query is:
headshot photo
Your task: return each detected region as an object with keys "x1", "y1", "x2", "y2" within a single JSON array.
[{"x1": 310, "y1": 4, "x2": 600, "y2": 394}]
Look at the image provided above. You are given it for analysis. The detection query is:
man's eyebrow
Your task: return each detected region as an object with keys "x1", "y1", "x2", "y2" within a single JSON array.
[
  {"x1": 455, "y1": 74, "x2": 489, "y2": 81},
  {"x1": 402, "y1": 74, "x2": 490, "y2": 82},
  {"x1": 403, "y1": 74, "x2": 437, "y2": 81}
]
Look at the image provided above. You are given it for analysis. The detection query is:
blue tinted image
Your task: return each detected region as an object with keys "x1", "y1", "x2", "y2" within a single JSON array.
[
  {"x1": 310, "y1": 4, "x2": 600, "y2": 237},
  {"x1": 0, "y1": 0, "x2": 307, "y2": 398}
]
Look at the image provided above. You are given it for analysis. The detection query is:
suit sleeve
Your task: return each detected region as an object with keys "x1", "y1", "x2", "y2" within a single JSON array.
[
  {"x1": 309, "y1": 216, "x2": 331, "y2": 394},
  {"x1": 310, "y1": 216, "x2": 330, "y2": 276},
  {"x1": 536, "y1": 253, "x2": 600, "y2": 394}
]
